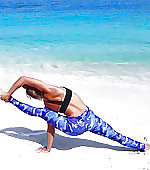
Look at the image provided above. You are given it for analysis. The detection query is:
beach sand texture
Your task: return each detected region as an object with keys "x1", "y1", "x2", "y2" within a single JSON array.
[{"x1": 0, "y1": 70, "x2": 150, "y2": 170}]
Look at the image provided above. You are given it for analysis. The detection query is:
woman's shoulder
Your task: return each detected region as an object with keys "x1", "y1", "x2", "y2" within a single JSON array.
[{"x1": 45, "y1": 85, "x2": 66, "y2": 97}]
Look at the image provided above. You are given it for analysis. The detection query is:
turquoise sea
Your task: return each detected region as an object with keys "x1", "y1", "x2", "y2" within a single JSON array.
[{"x1": 0, "y1": 0, "x2": 150, "y2": 77}]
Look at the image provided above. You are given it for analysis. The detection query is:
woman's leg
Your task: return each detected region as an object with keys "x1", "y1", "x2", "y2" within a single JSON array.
[
  {"x1": 9, "y1": 96, "x2": 46, "y2": 117},
  {"x1": 9, "y1": 97, "x2": 145, "y2": 151},
  {"x1": 8, "y1": 96, "x2": 86, "y2": 136},
  {"x1": 87, "y1": 108, "x2": 145, "y2": 151},
  {"x1": 9, "y1": 96, "x2": 68, "y2": 131}
]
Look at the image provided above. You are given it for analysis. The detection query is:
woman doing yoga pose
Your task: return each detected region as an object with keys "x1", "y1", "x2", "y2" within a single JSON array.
[{"x1": 0, "y1": 76, "x2": 150, "y2": 152}]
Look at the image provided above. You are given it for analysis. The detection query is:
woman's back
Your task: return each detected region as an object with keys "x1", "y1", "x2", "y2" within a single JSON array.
[{"x1": 44, "y1": 85, "x2": 87, "y2": 117}]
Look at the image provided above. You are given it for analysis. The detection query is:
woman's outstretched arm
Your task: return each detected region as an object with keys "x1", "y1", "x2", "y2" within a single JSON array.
[{"x1": 1, "y1": 76, "x2": 50, "y2": 102}]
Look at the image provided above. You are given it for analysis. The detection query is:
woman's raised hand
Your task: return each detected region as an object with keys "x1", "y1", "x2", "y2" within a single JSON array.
[{"x1": 0, "y1": 89, "x2": 10, "y2": 102}]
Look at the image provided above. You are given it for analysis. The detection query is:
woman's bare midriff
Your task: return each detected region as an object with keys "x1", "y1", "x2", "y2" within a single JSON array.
[
  {"x1": 65, "y1": 92, "x2": 87, "y2": 117},
  {"x1": 44, "y1": 86, "x2": 87, "y2": 117}
]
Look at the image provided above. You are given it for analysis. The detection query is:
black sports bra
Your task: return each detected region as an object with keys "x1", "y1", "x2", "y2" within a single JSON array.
[{"x1": 45, "y1": 87, "x2": 72, "y2": 113}]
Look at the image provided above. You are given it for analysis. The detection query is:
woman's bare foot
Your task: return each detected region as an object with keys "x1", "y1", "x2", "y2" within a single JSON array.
[{"x1": 144, "y1": 143, "x2": 150, "y2": 152}]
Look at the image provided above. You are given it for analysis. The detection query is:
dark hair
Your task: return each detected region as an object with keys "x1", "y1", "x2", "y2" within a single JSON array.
[{"x1": 22, "y1": 85, "x2": 43, "y2": 100}]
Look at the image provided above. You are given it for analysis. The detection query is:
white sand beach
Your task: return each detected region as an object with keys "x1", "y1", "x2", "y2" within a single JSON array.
[{"x1": 0, "y1": 67, "x2": 150, "y2": 170}]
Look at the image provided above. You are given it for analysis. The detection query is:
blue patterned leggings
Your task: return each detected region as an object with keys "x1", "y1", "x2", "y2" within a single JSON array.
[{"x1": 9, "y1": 96, "x2": 145, "y2": 151}]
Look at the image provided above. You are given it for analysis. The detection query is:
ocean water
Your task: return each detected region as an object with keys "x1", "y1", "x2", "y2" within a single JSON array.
[{"x1": 0, "y1": 0, "x2": 150, "y2": 78}]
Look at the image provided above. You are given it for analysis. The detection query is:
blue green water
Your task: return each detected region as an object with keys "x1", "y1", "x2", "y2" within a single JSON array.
[{"x1": 0, "y1": 0, "x2": 150, "y2": 72}]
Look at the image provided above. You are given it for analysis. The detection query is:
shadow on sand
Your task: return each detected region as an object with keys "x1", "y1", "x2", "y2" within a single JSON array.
[{"x1": 0, "y1": 127, "x2": 136, "y2": 152}]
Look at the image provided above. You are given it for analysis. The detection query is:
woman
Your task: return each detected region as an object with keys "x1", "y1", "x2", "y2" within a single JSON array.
[{"x1": 0, "y1": 76, "x2": 150, "y2": 152}]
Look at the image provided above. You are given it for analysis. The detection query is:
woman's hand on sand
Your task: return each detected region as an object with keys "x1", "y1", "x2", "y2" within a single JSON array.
[
  {"x1": 36, "y1": 147, "x2": 50, "y2": 153},
  {"x1": 0, "y1": 89, "x2": 10, "y2": 102}
]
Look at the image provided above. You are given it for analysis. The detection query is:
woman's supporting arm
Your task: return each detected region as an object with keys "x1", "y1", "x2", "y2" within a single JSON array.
[
  {"x1": 37, "y1": 123, "x2": 55, "y2": 152},
  {"x1": 47, "y1": 123, "x2": 55, "y2": 151}
]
